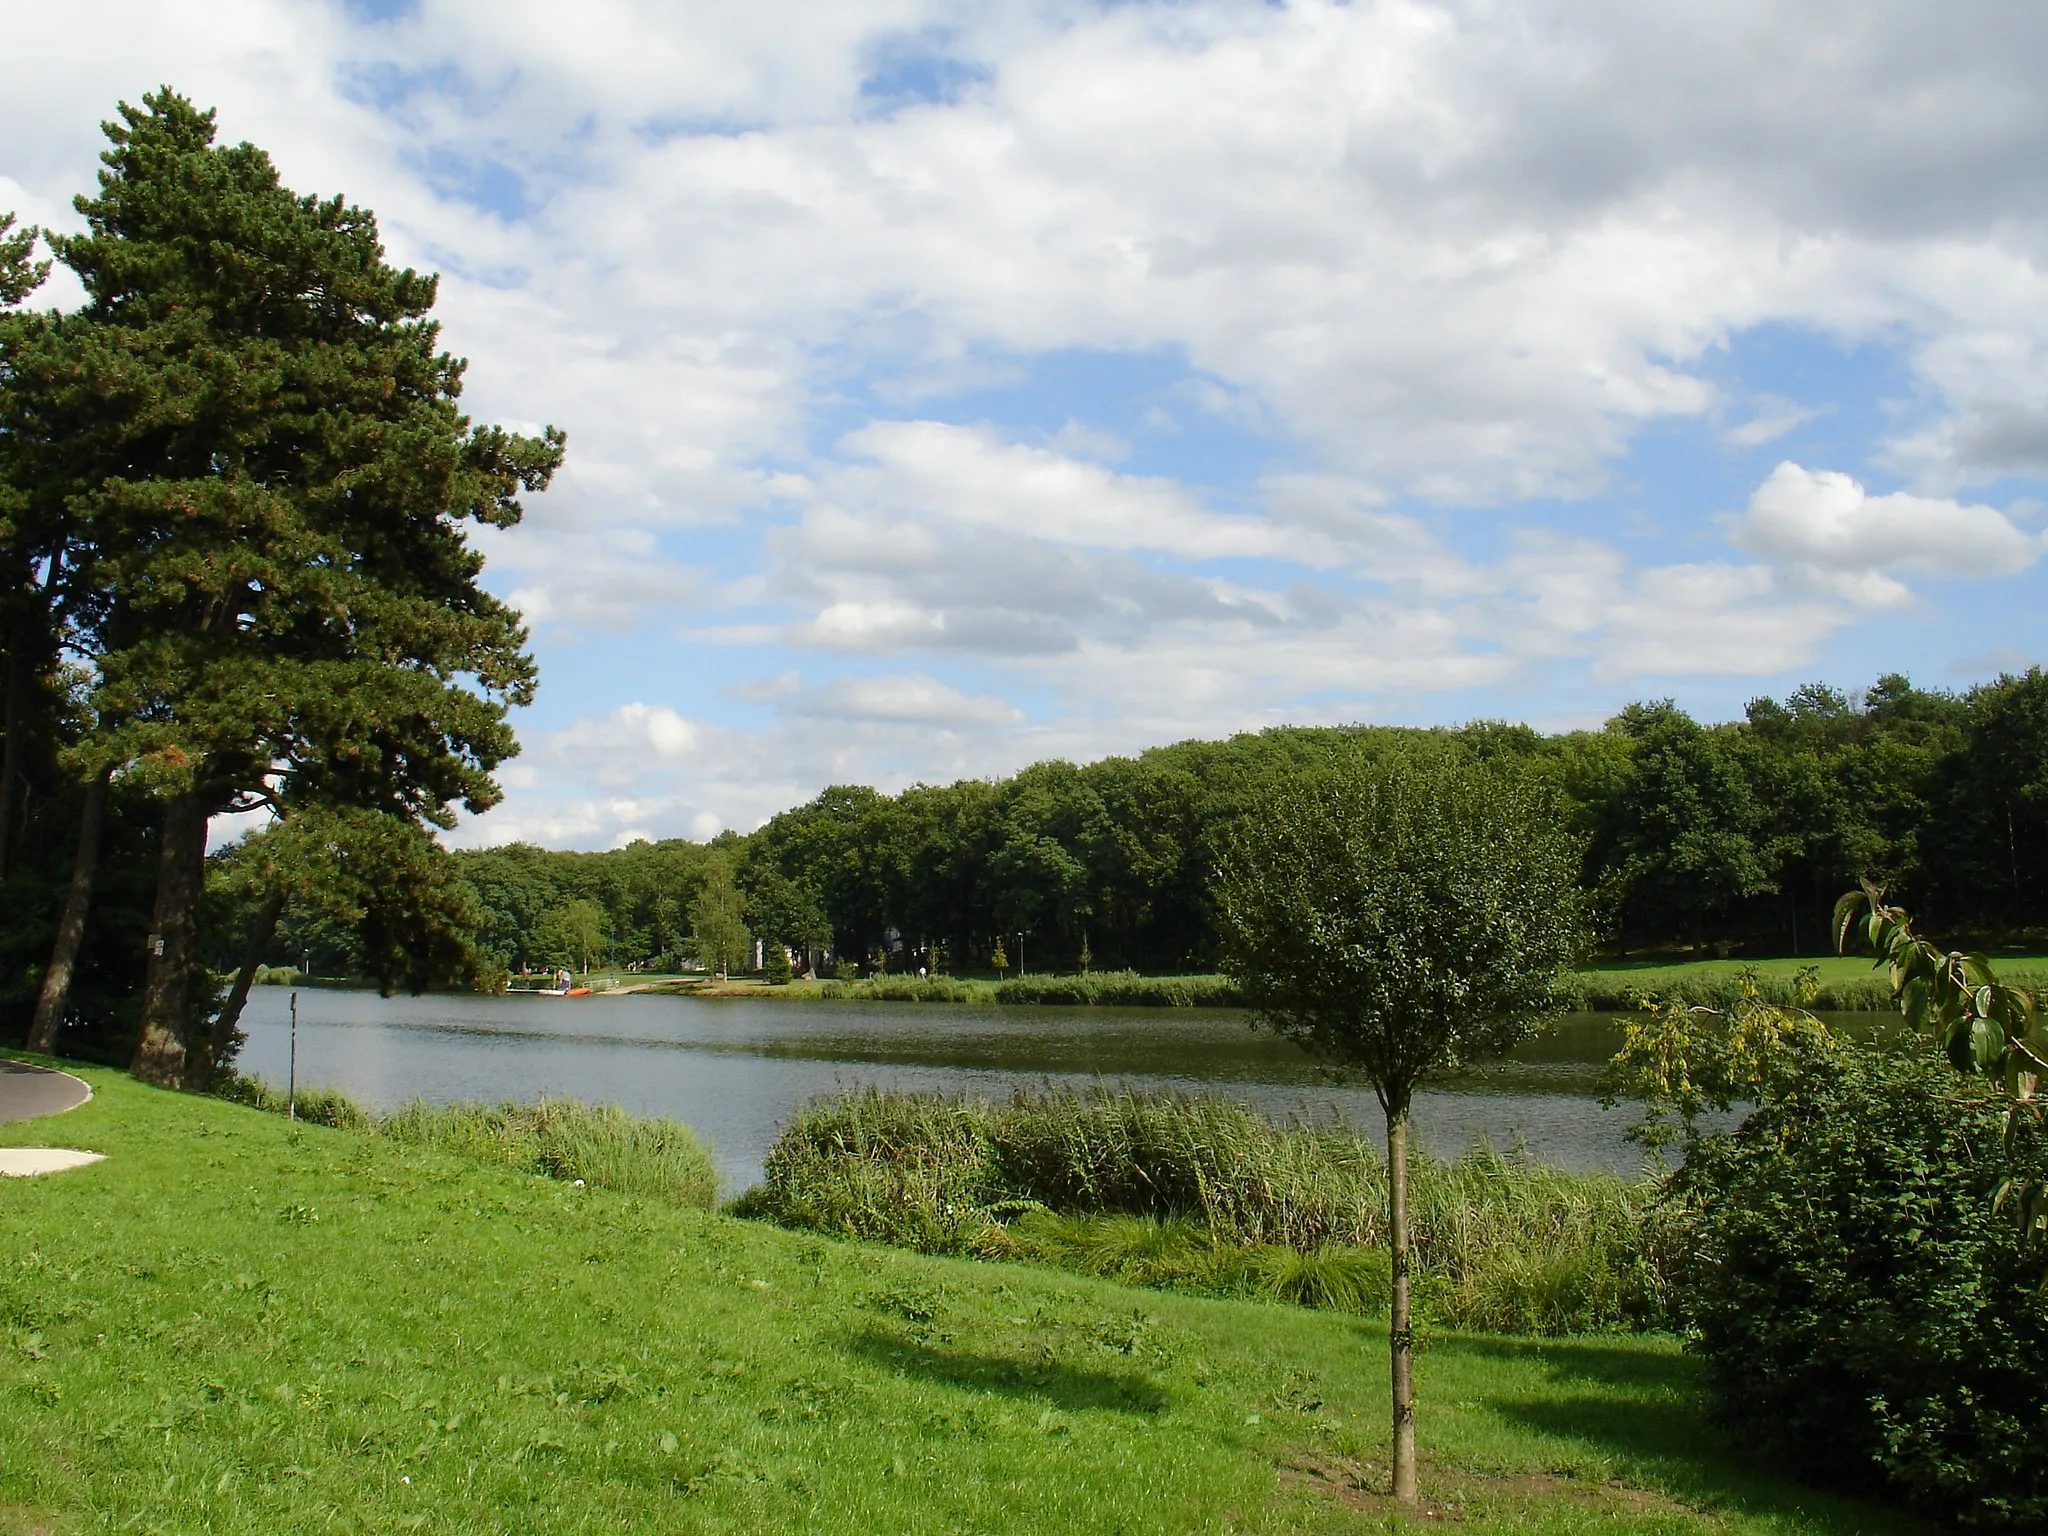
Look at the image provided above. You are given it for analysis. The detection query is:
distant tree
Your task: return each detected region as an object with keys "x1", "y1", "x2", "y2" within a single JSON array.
[
  {"x1": 990, "y1": 936, "x2": 1009, "y2": 978},
  {"x1": 1589, "y1": 702, "x2": 1773, "y2": 952},
  {"x1": 688, "y1": 857, "x2": 751, "y2": 980},
  {"x1": 740, "y1": 862, "x2": 831, "y2": 963},
  {"x1": 651, "y1": 891, "x2": 677, "y2": 969},
  {"x1": 763, "y1": 940, "x2": 792, "y2": 986},
  {"x1": 1214, "y1": 759, "x2": 1588, "y2": 1505},
  {"x1": 1932, "y1": 669, "x2": 2048, "y2": 931},
  {"x1": 538, "y1": 899, "x2": 605, "y2": 976}
]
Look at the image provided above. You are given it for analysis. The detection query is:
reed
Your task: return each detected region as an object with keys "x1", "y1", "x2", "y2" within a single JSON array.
[
  {"x1": 215, "y1": 1072, "x2": 376, "y2": 1132},
  {"x1": 216, "y1": 1076, "x2": 719, "y2": 1210},
  {"x1": 813, "y1": 970, "x2": 1245, "y2": 1008},
  {"x1": 744, "y1": 1086, "x2": 1668, "y2": 1334}
]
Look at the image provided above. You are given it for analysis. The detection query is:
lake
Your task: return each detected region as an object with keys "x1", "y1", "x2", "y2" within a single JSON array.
[{"x1": 233, "y1": 986, "x2": 1668, "y2": 1192}]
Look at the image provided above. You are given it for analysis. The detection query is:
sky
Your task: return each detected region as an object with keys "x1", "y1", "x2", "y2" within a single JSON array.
[{"x1": 5, "y1": 0, "x2": 2047, "y2": 849}]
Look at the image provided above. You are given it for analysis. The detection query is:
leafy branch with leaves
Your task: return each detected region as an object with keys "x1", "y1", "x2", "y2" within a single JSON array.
[{"x1": 1834, "y1": 877, "x2": 2047, "y2": 1238}]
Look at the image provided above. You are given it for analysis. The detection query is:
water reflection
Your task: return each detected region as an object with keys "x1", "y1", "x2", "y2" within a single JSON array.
[{"x1": 235, "y1": 987, "x2": 1661, "y2": 1191}]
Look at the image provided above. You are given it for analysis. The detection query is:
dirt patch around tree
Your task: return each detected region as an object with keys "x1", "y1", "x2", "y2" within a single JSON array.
[{"x1": 1281, "y1": 1449, "x2": 1696, "y2": 1524}]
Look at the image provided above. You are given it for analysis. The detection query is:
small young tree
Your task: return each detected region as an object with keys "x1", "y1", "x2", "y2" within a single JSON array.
[
  {"x1": 764, "y1": 940, "x2": 793, "y2": 985},
  {"x1": 1214, "y1": 758, "x2": 1588, "y2": 1504},
  {"x1": 689, "y1": 856, "x2": 751, "y2": 980},
  {"x1": 991, "y1": 936, "x2": 1009, "y2": 978}
]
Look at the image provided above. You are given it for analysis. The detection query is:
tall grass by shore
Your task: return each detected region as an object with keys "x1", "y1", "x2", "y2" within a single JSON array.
[
  {"x1": 737, "y1": 1086, "x2": 1670, "y2": 1335},
  {"x1": 809, "y1": 962, "x2": 2046, "y2": 1013},
  {"x1": 216, "y1": 1075, "x2": 719, "y2": 1209},
  {"x1": 815, "y1": 969, "x2": 1244, "y2": 1007}
]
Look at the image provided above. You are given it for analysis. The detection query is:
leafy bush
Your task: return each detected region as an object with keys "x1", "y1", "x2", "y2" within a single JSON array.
[
  {"x1": 1672, "y1": 1046, "x2": 2048, "y2": 1527},
  {"x1": 746, "y1": 1086, "x2": 1666, "y2": 1333}
]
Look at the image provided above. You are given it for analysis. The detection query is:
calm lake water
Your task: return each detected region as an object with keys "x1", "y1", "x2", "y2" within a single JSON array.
[{"x1": 235, "y1": 986, "x2": 1669, "y2": 1192}]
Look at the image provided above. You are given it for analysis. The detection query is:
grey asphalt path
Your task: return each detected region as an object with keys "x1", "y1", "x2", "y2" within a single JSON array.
[{"x1": 0, "y1": 1057, "x2": 92, "y2": 1123}]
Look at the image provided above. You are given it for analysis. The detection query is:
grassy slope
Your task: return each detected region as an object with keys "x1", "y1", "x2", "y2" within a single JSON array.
[{"x1": 2, "y1": 1062, "x2": 1919, "y2": 1536}]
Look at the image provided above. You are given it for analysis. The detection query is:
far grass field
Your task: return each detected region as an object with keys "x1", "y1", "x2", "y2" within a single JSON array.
[
  {"x1": 606, "y1": 951, "x2": 2048, "y2": 1008},
  {"x1": 1579, "y1": 952, "x2": 2048, "y2": 985},
  {"x1": 1, "y1": 1057, "x2": 1923, "y2": 1535}
]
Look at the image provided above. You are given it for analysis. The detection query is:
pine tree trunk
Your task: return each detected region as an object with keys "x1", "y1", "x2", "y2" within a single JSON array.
[
  {"x1": 0, "y1": 626, "x2": 24, "y2": 880},
  {"x1": 25, "y1": 766, "x2": 111, "y2": 1054},
  {"x1": 131, "y1": 791, "x2": 210, "y2": 1086},
  {"x1": 185, "y1": 885, "x2": 285, "y2": 1090},
  {"x1": 1387, "y1": 1095, "x2": 1417, "y2": 1505}
]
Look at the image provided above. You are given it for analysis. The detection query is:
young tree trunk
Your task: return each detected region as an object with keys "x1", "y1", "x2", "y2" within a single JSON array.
[
  {"x1": 131, "y1": 791, "x2": 210, "y2": 1087},
  {"x1": 25, "y1": 766, "x2": 112, "y2": 1054},
  {"x1": 185, "y1": 885, "x2": 285, "y2": 1090},
  {"x1": 1386, "y1": 1094, "x2": 1417, "y2": 1505}
]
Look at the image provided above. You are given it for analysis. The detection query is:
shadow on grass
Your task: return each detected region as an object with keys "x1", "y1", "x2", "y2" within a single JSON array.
[
  {"x1": 844, "y1": 1328, "x2": 1168, "y2": 1415},
  {"x1": 1454, "y1": 1335, "x2": 1933, "y2": 1535}
]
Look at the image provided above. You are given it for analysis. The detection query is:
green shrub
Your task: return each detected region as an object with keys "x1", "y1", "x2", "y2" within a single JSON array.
[
  {"x1": 745, "y1": 1086, "x2": 1665, "y2": 1333},
  {"x1": 1673, "y1": 1046, "x2": 2048, "y2": 1527},
  {"x1": 764, "y1": 942, "x2": 793, "y2": 985}
]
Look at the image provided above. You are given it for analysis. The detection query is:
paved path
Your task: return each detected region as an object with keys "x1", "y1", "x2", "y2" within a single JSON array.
[{"x1": 0, "y1": 1058, "x2": 93, "y2": 1124}]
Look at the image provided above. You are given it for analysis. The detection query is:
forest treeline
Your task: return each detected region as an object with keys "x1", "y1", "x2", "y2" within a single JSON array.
[{"x1": 284, "y1": 670, "x2": 2046, "y2": 986}]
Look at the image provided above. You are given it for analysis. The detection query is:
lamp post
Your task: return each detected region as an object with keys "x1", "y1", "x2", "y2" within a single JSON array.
[{"x1": 1015, "y1": 931, "x2": 1025, "y2": 976}]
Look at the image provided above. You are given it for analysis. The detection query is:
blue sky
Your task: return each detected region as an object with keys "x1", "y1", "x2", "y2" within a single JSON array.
[{"x1": 6, "y1": 1, "x2": 2046, "y2": 847}]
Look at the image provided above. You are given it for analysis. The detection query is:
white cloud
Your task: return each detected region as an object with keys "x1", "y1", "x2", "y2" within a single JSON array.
[
  {"x1": 1592, "y1": 563, "x2": 1848, "y2": 682},
  {"x1": 829, "y1": 421, "x2": 1295, "y2": 561},
  {"x1": 790, "y1": 672, "x2": 1023, "y2": 726},
  {"x1": 475, "y1": 523, "x2": 703, "y2": 634},
  {"x1": 14, "y1": 2, "x2": 2048, "y2": 849},
  {"x1": 1723, "y1": 398, "x2": 1822, "y2": 448},
  {"x1": 1734, "y1": 461, "x2": 2040, "y2": 579}
]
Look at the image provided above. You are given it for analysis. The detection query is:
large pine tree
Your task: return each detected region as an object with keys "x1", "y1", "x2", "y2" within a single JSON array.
[{"x1": 1, "y1": 91, "x2": 562, "y2": 1083}]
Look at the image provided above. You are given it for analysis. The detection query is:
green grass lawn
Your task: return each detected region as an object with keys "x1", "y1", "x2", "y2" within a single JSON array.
[
  {"x1": 1580, "y1": 953, "x2": 2048, "y2": 986},
  {"x1": 2, "y1": 1059, "x2": 1922, "y2": 1535}
]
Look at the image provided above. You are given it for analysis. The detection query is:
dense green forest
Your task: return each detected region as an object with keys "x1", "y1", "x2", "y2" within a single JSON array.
[{"x1": 249, "y1": 669, "x2": 2048, "y2": 987}]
